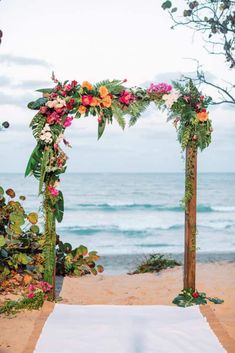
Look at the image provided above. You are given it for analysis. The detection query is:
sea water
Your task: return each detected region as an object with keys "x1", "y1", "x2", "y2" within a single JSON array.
[{"x1": 0, "y1": 173, "x2": 234, "y2": 261}]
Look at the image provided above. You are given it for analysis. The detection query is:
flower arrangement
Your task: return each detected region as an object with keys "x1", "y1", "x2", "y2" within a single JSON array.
[
  {"x1": 173, "y1": 288, "x2": 224, "y2": 307},
  {"x1": 25, "y1": 74, "x2": 212, "y2": 293}
]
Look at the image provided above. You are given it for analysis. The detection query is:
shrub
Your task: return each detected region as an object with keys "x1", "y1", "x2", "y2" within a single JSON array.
[{"x1": 129, "y1": 254, "x2": 181, "y2": 274}]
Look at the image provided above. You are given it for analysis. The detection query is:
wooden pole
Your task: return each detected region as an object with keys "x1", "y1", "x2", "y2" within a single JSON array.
[
  {"x1": 43, "y1": 183, "x2": 56, "y2": 300},
  {"x1": 184, "y1": 144, "x2": 197, "y2": 291}
]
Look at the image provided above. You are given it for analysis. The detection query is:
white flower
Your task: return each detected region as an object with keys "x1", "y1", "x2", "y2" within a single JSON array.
[
  {"x1": 56, "y1": 133, "x2": 64, "y2": 144},
  {"x1": 46, "y1": 100, "x2": 57, "y2": 109},
  {"x1": 162, "y1": 90, "x2": 180, "y2": 109}
]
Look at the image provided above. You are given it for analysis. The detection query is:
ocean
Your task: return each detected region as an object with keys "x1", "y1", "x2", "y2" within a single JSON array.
[{"x1": 1, "y1": 173, "x2": 234, "y2": 273}]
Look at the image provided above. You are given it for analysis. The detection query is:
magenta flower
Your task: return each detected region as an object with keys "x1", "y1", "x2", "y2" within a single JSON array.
[
  {"x1": 147, "y1": 83, "x2": 172, "y2": 94},
  {"x1": 27, "y1": 292, "x2": 35, "y2": 299},
  {"x1": 48, "y1": 185, "x2": 59, "y2": 197},
  {"x1": 119, "y1": 90, "x2": 135, "y2": 105},
  {"x1": 63, "y1": 116, "x2": 73, "y2": 128}
]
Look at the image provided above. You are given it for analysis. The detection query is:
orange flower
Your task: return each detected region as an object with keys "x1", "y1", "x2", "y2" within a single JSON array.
[
  {"x1": 101, "y1": 95, "x2": 112, "y2": 108},
  {"x1": 90, "y1": 97, "x2": 101, "y2": 107},
  {"x1": 78, "y1": 105, "x2": 86, "y2": 114},
  {"x1": 82, "y1": 81, "x2": 93, "y2": 90},
  {"x1": 196, "y1": 111, "x2": 209, "y2": 122},
  {"x1": 99, "y1": 85, "x2": 109, "y2": 98}
]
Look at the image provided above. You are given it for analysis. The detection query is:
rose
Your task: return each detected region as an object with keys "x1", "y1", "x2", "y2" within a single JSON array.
[
  {"x1": 82, "y1": 95, "x2": 93, "y2": 106},
  {"x1": 196, "y1": 111, "x2": 209, "y2": 122},
  {"x1": 101, "y1": 95, "x2": 112, "y2": 108},
  {"x1": 192, "y1": 291, "x2": 199, "y2": 299},
  {"x1": 99, "y1": 86, "x2": 109, "y2": 98},
  {"x1": 47, "y1": 112, "x2": 60, "y2": 125},
  {"x1": 119, "y1": 90, "x2": 135, "y2": 105},
  {"x1": 82, "y1": 81, "x2": 93, "y2": 90},
  {"x1": 78, "y1": 105, "x2": 86, "y2": 114}
]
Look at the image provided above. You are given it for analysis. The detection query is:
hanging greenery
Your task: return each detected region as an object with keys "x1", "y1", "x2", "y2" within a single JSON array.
[{"x1": 25, "y1": 74, "x2": 212, "y2": 296}]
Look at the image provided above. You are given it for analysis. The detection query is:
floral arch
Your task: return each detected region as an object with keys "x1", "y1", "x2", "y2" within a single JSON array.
[{"x1": 26, "y1": 74, "x2": 212, "y2": 299}]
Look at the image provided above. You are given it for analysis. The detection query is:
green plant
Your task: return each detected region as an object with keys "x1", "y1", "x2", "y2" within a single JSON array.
[
  {"x1": 56, "y1": 240, "x2": 104, "y2": 276},
  {"x1": 173, "y1": 288, "x2": 224, "y2": 307},
  {"x1": 129, "y1": 254, "x2": 181, "y2": 275},
  {"x1": 0, "y1": 290, "x2": 44, "y2": 316}
]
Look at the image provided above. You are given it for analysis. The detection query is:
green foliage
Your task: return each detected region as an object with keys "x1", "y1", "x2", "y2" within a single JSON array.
[
  {"x1": 173, "y1": 288, "x2": 224, "y2": 307},
  {"x1": 130, "y1": 254, "x2": 181, "y2": 274},
  {"x1": 0, "y1": 290, "x2": 44, "y2": 316},
  {"x1": 56, "y1": 239, "x2": 104, "y2": 277},
  {"x1": 28, "y1": 98, "x2": 47, "y2": 110},
  {"x1": 98, "y1": 118, "x2": 106, "y2": 140},
  {"x1": 0, "y1": 187, "x2": 43, "y2": 287}
]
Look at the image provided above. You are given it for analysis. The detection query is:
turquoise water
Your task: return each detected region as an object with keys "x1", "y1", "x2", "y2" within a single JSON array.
[{"x1": 0, "y1": 173, "x2": 234, "y2": 257}]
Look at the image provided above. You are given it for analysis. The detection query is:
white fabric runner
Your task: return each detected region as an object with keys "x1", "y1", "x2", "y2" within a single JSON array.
[{"x1": 34, "y1": 304, "x2": 226, "y2": 353}]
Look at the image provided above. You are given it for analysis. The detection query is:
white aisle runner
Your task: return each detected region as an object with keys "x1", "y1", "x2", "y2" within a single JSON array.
[{"x1": 34, "y1": 304, "x2": 226, "y2": 353}]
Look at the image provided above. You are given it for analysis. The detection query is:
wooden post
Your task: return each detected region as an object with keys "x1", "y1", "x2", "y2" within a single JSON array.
[
  {"x1": 184, "y1": 145, "x2": 197, "y2": 291},
  {"x1": 43, "y1": 184, "x2": 56, "y2": 300}
]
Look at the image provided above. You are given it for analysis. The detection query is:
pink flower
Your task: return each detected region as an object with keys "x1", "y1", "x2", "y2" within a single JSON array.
[
  {"x1": 48, "y1": 186, "x2": 59, "y2": 197},
  {"x1": 63, "y1": 116, "x2": 73, "y2": 128},
  {"x1": 40, "y1": 106, "x2": 47, "y2": 114},
  {"x1": 47, "y1": 112, "x2": 60, "y2": 125},
  {"x1": 28, "y1": 284, "x2": 36, "y2": 292},
  {"x1": 27, "y1": 292, "x2": 35, "y2": 299},
  {"x1": 119, "y1": 90, "x2": 135, "y2": 105},
  {"x1": 82, "y1": 95, "x2": 93, "y2": 106},
  {"x1": 147, "y1": 83, "x2": 172, "y2": 94}
]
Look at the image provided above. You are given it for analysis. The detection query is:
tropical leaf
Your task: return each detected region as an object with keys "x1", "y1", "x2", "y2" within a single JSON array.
[
  {"x1": 36, "y1": 88, "x2": 53, "y2": 94},
  {"x1": 54, "y1": 191, "x2": 64, "y2": 223},
  {"x1": 112, "y1": 105, "x2": 126, "y2": 130},
  {"x1": 39, "y1": 148, "x2": 50, "y2": 194},
  {"x1": 98, "y1": 118, "x2": 106, "y2": 140},
  {"x1": 28, "y1": 98, "x2": 47, "y2": 110}
]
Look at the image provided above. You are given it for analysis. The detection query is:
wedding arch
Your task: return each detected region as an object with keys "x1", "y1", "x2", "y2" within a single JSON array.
[{"x1": 26, "y1": 75, "x2": 212, "y2": 299}]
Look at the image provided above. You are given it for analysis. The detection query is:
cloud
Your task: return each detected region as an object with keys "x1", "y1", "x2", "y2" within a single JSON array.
[
  {"x1": 0, "y1": 92, "x2": 36, "y2": 107},
  {"x1": 14, "y1": 80, "x2": 52, "y2": 90},
  {"x1": 0, "y1": 75, "x2": 12, "y2": 86},
  {"x1": 0, "y1": 54, "x2": 50, "y2": 67}
]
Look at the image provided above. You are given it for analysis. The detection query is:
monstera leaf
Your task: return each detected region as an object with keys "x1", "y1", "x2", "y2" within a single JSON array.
[{"x1": 28, "y1": 97, "x2": 47, "y2": 110}]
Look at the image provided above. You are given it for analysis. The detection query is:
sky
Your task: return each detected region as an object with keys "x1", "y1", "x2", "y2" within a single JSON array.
[{"x1": 0, "y1": 0, "x2": 234, "y2": 173}]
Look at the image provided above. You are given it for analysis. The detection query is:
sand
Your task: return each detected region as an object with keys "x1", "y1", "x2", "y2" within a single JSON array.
[{"x1": 0, "y1": 262, "x2": 235, "y2": 353}]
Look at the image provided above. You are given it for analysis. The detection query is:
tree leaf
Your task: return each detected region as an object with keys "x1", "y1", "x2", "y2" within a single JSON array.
[{"x1": 162, "y1": 1, "x2": 172, "y2": 10}]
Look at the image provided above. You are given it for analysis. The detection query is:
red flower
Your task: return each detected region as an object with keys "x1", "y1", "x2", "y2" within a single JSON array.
[
  {"x1": 55, "y1": 107, "x2": 65, "y2": 115},
  {"x1": 47, "y1": 112, "x2": 60, "y2": 125},
  {"x1": 119, "y1": 90, "x2": 135, "y2": 105},
  {"x1": 71, "y1": 80, "x2": 77, "y2": 87},
  {"x1": 200, "y1": 95, "x2": 205, "y2": 101},
  {"x1": 66, "y1": 99, "x2": 75, "y2": 110},
  {"x1": 192, "y1": 291, "x2": 199, "y2": 299},
  {"x1": 201, "y1": 108, "x2": 206, "y2": 112},
  {"x1": 82, "y1": 95, "x2": 93, "y2": 106}
]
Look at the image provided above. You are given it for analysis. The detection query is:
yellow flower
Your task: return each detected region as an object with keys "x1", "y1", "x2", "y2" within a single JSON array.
[
  {"x1": 82, "y1": 81, "x2": 93, "y2": 90},
  {"x1": 99, "y1": 85, "x2": 109, "y2": 98},
  {"x1": 78, "y1": 105, "x2": 86, "y2": 114},
  {"x1": 101, "y1": 95, "x2": 112, "y2": 108}
]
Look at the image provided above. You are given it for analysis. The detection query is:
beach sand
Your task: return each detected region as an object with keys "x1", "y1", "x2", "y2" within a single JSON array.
[{"x1": 0, "y1": 261, "x2": 235, "y2": 353}]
